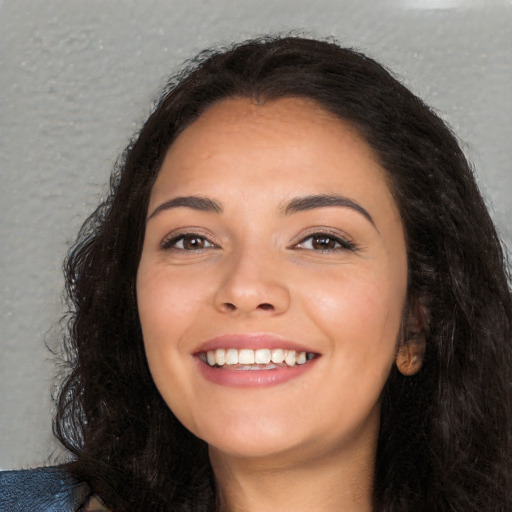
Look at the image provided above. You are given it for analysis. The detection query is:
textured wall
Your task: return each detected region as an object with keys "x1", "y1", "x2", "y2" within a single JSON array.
[{"x1": 1, "y1": 0, "x2": 510, "y2": 469}]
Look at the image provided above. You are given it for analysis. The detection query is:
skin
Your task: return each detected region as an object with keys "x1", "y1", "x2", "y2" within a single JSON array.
[{"x1": 137, "y1": 97, "x2": 411, "y2": 511}]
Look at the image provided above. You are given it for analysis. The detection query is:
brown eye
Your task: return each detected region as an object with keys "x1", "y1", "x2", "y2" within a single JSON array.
[
  {"x1": 181, "y1": 235, "x2": 207, "y2": 250},
  {"x1": 296, "y1": 232, "x2": 355, "y2": 252},
  {"x1": 161, "y1": 234, "x2": 215, "y2": 251},
  {"x1": 311, "y1": 235, "x2": 337, "y2": 250}
]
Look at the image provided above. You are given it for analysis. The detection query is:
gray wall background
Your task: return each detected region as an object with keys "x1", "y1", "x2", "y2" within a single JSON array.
[{"x1": 1, "y1": 0, "x2": 511, "y2": 470}]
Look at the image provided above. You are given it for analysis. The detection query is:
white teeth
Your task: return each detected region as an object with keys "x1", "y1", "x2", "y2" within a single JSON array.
[
  {"x1": 203, "y1": 348, "x2": 313, "y2": 368},
  {"x1": 214, "y1": 348, "x2": 225, "y2": 366},
  {"x1": 255, "y1": 348, "x2": 271, "y2": 364},
  {"x1": 296, "y1": 351, "x2": 307, "y2": 365},
  {"x1": 271, "y1": 349, "x2": 284, "y2": 364},
  {"x1": 239, "y1": 349, "x2": 255, "y2": 364},
  {"x1": 225, "y1": 348, "x2": 238, "y2": 365},
  {"x1": 207, "y1": 351, "x2": 216, "y2": 366},
  {"x1": 284, "y1": 350, "x2": 296, "y2": 367}
]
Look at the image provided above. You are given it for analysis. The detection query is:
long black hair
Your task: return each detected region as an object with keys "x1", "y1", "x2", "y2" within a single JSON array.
[{"x1": 54, "y1": 36, "x2": 512, "y2": 511}]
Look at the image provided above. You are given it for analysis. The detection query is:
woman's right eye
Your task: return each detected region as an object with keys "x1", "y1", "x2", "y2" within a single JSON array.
[{"x1": 161, "y1": 234, "x2": 216, "y2": 251}]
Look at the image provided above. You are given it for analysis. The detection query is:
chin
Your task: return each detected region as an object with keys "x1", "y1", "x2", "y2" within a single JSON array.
[
  {"x1": 208, "y1": 435, "x2": 306, "y2": 462},
  {"x1": 196, "y1": 417, "x2": 307, "y2": 461}
]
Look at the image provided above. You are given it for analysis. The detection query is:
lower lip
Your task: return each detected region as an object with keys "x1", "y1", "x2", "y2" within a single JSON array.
[{"x1": 195, "y1": 358, "x2": 318, "y2": 388}]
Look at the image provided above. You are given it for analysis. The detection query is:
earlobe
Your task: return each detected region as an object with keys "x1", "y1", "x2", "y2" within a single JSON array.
[
  {"x1": 396, "y1": 335, "x2": 425, "y2": 376},
  {"x1": 396, "y1": 299, "x2": 428, "y2": 376}
]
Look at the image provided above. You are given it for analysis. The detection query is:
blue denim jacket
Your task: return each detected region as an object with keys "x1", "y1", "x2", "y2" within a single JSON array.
[{"x1": 0, "y1": 466, "x2": 89, "y2": 512}]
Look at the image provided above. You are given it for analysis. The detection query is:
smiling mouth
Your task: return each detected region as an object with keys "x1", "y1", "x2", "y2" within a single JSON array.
[{"x1": 199, "y1": 348, "x2": 317, "y2": 369}]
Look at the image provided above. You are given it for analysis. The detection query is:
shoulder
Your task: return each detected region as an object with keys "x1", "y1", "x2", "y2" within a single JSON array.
[{"x1": 0, "y1": 466, "x2": 89, "y2": 512}]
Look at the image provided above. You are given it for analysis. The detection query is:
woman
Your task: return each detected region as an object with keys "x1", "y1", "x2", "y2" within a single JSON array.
[{"x1": 2, "y1": 36, "x2": 511, "y2": 511}]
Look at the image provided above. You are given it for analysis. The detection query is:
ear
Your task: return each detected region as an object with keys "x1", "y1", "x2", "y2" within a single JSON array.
[{"x1": 396, "y1": 299, "x2": 428, "y2": 376}]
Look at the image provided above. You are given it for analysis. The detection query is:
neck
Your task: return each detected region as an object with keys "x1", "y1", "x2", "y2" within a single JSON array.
[{"x1": 209, "y1": 433, "x2": 376, "y2": 512}]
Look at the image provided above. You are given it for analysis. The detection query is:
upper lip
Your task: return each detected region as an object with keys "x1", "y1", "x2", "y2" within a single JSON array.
[{"x1": 193, "y1": 334, "x2": 318, "y2": 355}]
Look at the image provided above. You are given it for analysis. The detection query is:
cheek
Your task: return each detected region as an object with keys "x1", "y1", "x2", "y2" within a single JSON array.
[
  {"x1": 136, "y1": 264, "x2": 205, "y2": 417},
  {"x1": 136, "y1": 264, "x2": 211, "y2": 340},
  {"x1": 135, "y1": 267, "x2": 195, "y2": 404},
  {"x1": 303, "y1": 265, "x2": 406, "y2": 362}
]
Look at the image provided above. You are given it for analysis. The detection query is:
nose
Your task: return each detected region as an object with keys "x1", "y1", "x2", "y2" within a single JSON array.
[{"x1": 214, "y1": 248, "x2": 291, "y2": 316}]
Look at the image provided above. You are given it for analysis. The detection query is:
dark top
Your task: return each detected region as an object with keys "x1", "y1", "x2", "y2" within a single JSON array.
[{"x1": 0, "y1": 466, "x2": 109, "y2": 512}]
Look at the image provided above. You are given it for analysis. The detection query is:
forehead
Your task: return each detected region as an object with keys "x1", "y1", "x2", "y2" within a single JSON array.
[
  {"x1": 172, "y1": 96, "x2": 370, "y2": 157},
  {"x1": 150, "y1": 97, "x2": 400, "y2": 223}
]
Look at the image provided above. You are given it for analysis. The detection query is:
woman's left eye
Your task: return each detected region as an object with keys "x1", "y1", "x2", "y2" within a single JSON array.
[{"x1": 295, "y1": 233, "x2": 355, "y2": 252}]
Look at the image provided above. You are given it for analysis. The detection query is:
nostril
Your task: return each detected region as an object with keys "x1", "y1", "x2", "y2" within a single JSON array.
[
  {"x1": 222, "y1": 302, "x2": 236, "y2": 311},
  {"x1": 257, "y1": 303, "x2": 274, "y2": 311}
]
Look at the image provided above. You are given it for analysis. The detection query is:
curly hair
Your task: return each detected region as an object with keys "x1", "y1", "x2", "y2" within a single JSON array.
[{"x1": 54, "y1": 36, "x2": 512, "y2": 511}]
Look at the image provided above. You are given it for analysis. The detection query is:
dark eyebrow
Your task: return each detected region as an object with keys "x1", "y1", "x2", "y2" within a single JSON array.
[
  {"x1": 148, "y1": 196, "x2": 223, "y2": 220},
  {"x1": 282, "y1": 194, "x2": 376, "y2": 228}
]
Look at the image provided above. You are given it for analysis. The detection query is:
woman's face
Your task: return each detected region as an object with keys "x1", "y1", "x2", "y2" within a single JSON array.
[{"x1": 137, "y1": 97, "x2": 408, "y2": 465}]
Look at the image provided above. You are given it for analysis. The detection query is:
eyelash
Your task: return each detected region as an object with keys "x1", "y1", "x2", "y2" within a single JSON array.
[
  {"x1": 295, "y1": 232, "x2": 356, "y2": 252},
  {"x1": 161, "y1": 231, "x2": 356, "y2": 252},
  {"x1": 161, "y1": 233, "x2": 217, "y2": 251}
]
